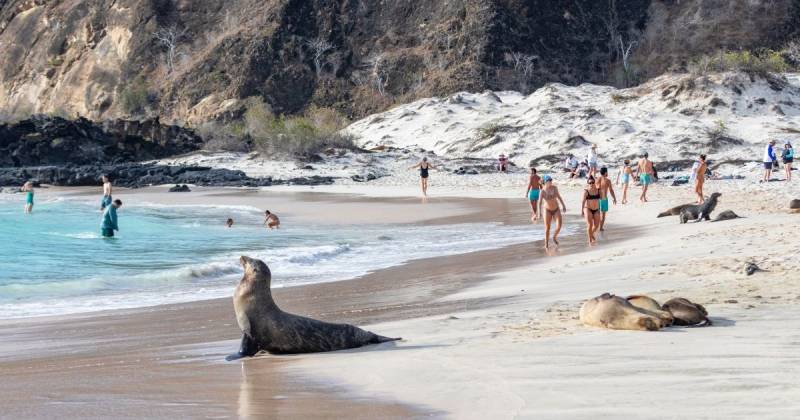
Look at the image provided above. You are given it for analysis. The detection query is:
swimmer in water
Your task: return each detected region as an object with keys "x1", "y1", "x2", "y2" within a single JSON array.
[
  {"x1": 226, "y1": 218, "x2": 234, "y2": 228},
  {"x1": 264, "y1": 210, "x2": 280, "y2": 229},
  {"x1": 22, "y1": 181, "x2": 34, "y2": 214}
]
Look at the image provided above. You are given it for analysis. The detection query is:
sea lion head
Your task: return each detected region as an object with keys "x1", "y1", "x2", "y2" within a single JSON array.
[
  {"x1": 239, "y1": 256, "x2": 272, "y2": 288},
  {"x1": 710, "y1": 192, "x2": 721, "y2": 201}
]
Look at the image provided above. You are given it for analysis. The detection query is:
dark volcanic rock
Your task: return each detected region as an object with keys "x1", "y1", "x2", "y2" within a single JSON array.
[
  {"x1": 0, "y1": 116, "x2": 203, "y2": 167},
  {"x1": 168, "y1": 184, "x2": 191, "y2": 192}
]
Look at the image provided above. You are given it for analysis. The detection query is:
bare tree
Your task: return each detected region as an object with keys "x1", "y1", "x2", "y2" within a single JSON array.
[
  {"x1": 618, "y1": 36, "x2": 637, "y2": 86},
  {"x1": 305, "y1": 38, "x2": 334, "y2": 77},
  {"x1": 505, "y1": 52, "x2": 537, "y2": 91},
  {"x1": 369, "y1": 54, "x2": 388, "y2": 96},
  {"x1": 154, "y1": 26, "x2": 186, "y2": 73},
  {"x1": 786, "y1": 40, "x2": 800, "y2": 64}
]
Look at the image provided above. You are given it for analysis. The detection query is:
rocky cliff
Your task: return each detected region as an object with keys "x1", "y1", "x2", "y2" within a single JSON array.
[{"x1": 0, "y1": 0, "x2": 798, "y2": 124}]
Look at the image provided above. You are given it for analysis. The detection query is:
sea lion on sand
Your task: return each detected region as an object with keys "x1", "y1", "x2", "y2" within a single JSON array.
[
  {"x1": 626, "y1": 295, "x2": 674, "y2": 326},
  {"x1": 231, "y1": 256, "x2": 400, "y2": 358},
  {"x1": 657, "y1": 203, "x2": 693, "y2": 218},
  {"x1": 579, "y1": 293, "x2": 666, "y2": 331},
  {"x1": 712, "y1": 210, "x2": 743, "y2": 222},
  {"x1": 790, "y1": 199, "x2": 800, "y2": 209},
  {"x1": 679, "y1": 192, "x2": 721, "y2": 223},
  {"x1": 662, "y1": 298, "x2": 711, "y2": 327}
]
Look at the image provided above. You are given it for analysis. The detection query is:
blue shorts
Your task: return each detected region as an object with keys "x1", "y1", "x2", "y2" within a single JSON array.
[
  {"x1": 528, "y1": 189, "x2": 540, "y2": 201},
  {"x1": 600, "y1": 198, "x2": 609, "y2": 212},
  {"x1": 640, "y1": 174, "x2": 651, "y2": 185},
  {"x1": 101, "y1": 195, "x2": 113, "y2": 209},
  {"x1": 26, "y1": 192, "x2": 34, "y2": 205}
]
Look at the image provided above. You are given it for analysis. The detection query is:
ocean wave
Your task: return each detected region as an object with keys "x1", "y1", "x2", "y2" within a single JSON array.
[{"x1": 287, "y1": 244, "x2": 352, "y2": 265}]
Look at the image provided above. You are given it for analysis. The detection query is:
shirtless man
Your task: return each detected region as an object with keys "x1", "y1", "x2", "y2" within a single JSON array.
[
  {"x1": 525, "y1": 167, "x2": 542, "y2": 222},
  {"x1": 100, "y1": 175, "x2": 113, "y2": 210},
  {"x1": 694, "y1": 154, "x2": 707, "y2": 204},
  {"x1": 264, "y1": 210, "x2": 280, "y2": 229},
  {"x1": 636, "y1": 152, "x2": 654, "y2": 202},
  {"x1": 597, "y1": 167, "x2": 617, "y2": 231},
  {"x1": 538, "y1": 175, "x2": 567, "y2": 249}
]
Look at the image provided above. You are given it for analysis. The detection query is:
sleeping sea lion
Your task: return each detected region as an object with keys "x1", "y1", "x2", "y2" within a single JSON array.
[
  {"x1": 662, "y1": 297, "x2": 711, "y2": 327},
  {"x1": 626, "y1": 295, "x2": 674, "y2": 326},
  {"x1": 711, "y1": 210, "x2": 743, "y2": 222},
  {"x1": 579, "y1": 293, "x2": 667, "y2": 331},
  {"x1": 230, "y1": 256, "x2": 400, "y2": 358}
]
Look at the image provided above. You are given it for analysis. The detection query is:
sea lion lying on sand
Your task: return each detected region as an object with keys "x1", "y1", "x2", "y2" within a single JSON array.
[
  {"x1": 230, "y1": 256, "x2": 400, "y2": 358},
  {"x1": 626, "y1": 295, "x2": 674, "y2": 326},
  {"x1": 580, "y1": 293, "x2": 667, "y2": 331},
  {"x1": 712, "y1": 210, "x2": 743, "y2": 222},
  {"x1": 680, "y1": 192, "x2": 721, "y2": 223},
  {"x1": 657, "y1": 203, "x2": 694, "y2": 218},
  {"x1": 662, "y1": 298, "x2": 711, "y2": 327},
  {"x1": 790, "y1": 199, "x2": 800, "y2": 210}
]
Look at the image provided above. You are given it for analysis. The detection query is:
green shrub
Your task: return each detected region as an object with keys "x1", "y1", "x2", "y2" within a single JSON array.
[{"x1": 689, "y1": 49, "x2": 789, "y2": 76}]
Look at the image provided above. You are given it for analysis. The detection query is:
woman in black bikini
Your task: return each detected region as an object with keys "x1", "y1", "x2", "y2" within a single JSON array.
[
  {"x1": 582, "y1": 176, "x2": 602, "y2": 244},
  {"x1": 537, "y1": 175, "x2": 567, "y2": 249},
  {"x1": 410, "y1": 157, "x2": 435, "y2": 196}
]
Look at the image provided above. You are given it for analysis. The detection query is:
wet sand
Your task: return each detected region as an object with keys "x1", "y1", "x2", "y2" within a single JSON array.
[{"x1": 0, "y1": 188, "x2": 582, "y2": 419}]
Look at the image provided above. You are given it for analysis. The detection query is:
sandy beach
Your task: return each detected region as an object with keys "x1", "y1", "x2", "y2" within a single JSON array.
[{"x1": 1, "y1": 175, "x2": 799, "y2": 419}]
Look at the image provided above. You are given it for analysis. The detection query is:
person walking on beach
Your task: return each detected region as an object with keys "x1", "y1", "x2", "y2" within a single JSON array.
[
  {"x1": 525, "y1": 167, "x2": 542, "y2": 222},
  {"x1": 615, "y1": 159, "x2": 633, "y2": 204},
  {"x1": 264, "y1": 210, "x2": 280, "y2": 229},
  {"x1": 100, "y1": 175, "x2": 113, "y2": 210},
  {"x1": 636, "y1": 152, "x2": 654, "y2": 202},
  {"x1": 597, "y1": 167, "x2": 617, "y2": 231},
  {"x1": 762, "y1": 140, "x2": 776, "y2": 182},
  {"x1": 582, "y1": 176, "x2": 602, "y2": 244},
  {"x1": 410, "y1": 157, "x2": 435, "y2": 196},
  {"x1": 587, "y1": 145, "x2": 599, "y2": 178},
  {"x1": 21, "y1": 181, "x2": 34, "y2": 214},
  {"x1": 782, "y1": 142, "x2": 793, "y2": 181},
  {"x1": 101, "y1": 199, "x2": 122, "y2": 238},
  {"x1": 694, "y1": 154, "x2": 707, "y2": 204},
  {"x1": 538, "y1": 175, "x2": 566, "y2": 249}
]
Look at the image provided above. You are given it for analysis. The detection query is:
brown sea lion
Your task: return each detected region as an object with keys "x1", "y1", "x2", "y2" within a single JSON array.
[
  {"x1": 680, "y1": 192, "x2": 721, "y2": 223},
  {"x1": 657, "y1": 203, "x2": 694, "y2": 218},
  {"x1": 579, "y1": 293, "x2": 667, "y2": 331},
  {"x1": 626, "y1": 295, "x2": 674, "y2": 326},
  {"x1": 712, "y1": 210, "x2": 743, "y2": 222},
  {"x1": 230, "y1": 256, "x2": 400, "y2": 359},
  {"x1": 662, "y1": 297, "x2": 712, "y2": 327}
]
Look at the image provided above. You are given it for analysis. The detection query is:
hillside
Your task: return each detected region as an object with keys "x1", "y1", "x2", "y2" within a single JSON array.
[{"x1": 0, "y1": 0, "x2": 798, "y2": 125}]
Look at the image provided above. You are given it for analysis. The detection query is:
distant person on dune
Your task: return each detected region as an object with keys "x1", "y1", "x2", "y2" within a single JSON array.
[
  {"x1": 538, "y1": 175, "x2": 566, "y2": 249},
  {"x1": 597, "y1": 167, "x2": 617, "y2": 231},
  {"x1": 100, "y1": 175, "x2": 113, "y2": 211},
  {"x1": 101, "y1": 199, "x2": 122, "y2": 238},
  {"x1": 226, "y1": 218, "x2": 234, "y2": 228},
  {"x1": 762, "y1": 139, "x2": 776, "y2": 182},
  {"x1": 782, "y1": 142, "x2": 793, "y2": 181},
  {"x1": 498, "y1": 154, "x2": 509, "y2": 172},
  {"x1": 264, "y1": 211, "x2": 280, "y2": 230},
  {"x1": 410, "y1": 157, "x2": 435, "y2": 196},
  {"x1": 694, "y1": 154, "x2": 707, "y2": 204},
  {"x1": 525, "y1": 167, "x2": 542, "y2": 222},
  {"x1": 581, "y1": 176, "x2": 602, "y2": 244},
  {"x1": 21, "y1": 181, "x2": 34, "y2": 214},
  {"x1": 636, "y1": 152, "x2": 654, "y2": 202},
  {"x1": 615, "y1": 159, "x2": 633, "y2": 204}
]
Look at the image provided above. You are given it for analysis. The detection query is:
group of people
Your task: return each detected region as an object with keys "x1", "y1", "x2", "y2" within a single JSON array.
[
  {"x1": 762, "y1": 140, "x2": 794, "y2": 182},
  {"x1": 563, "y1": 144, "x2": 602, "y2": 179}
]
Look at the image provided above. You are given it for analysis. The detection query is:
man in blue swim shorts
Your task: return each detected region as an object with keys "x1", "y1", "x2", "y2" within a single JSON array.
[
  {"x1": 526, "y1": 167, "x2": 542, "y2": 222},
  {"x1": 597, "y1": 167, "x2": 617, "y2": 231},
  {"x1": 636, "y1": 152, "x2": 654, "y2": 202}
]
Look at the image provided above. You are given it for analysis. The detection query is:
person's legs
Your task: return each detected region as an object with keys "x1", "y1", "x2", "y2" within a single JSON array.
[
  {"x1": 420, "y1": 178, "x2": 428, "y2": 196},
  {"x1": 553, "y1": 212, "x2": 562, "y2": 245},
  {"x1": 543, "y1": 210, "x2": 553, "y2": 249},
  {"x1": 622, "y1": 183, "x2": 628, "y2": 204},
  {"x1": 529, "y1": 199, "x2": 538, "y2": 222},
  {"x1": 592, "y1": 212, "x2": 602, "y2": 239},
  {"x1": 785, "y1": 162, "x2": 791, "y2": 181},
  {"x1": 584, "y1": 209, "x2": 593, "y2": 244},
  {"x1": 599, "y1": 198, "x2": 609, "y2": 231}
]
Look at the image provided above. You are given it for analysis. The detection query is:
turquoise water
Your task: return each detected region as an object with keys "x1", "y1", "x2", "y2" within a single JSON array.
[{"x1": 0, "y1": 196, "x2": 550, "y2": 318}]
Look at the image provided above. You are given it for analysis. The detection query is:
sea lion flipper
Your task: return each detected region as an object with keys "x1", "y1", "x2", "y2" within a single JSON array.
[
  {"x1": 373, "y1": 335, "x2": 402, "y2": 344},
  {"x1": 238, "y1": 334, "x2": 259, "y2": 357}
]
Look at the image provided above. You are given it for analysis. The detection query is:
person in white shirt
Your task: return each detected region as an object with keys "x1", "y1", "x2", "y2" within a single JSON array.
[
  {"x1": 762, "y1": 140, "x2": 776, "y2": 182},
  {"x1": 587, "y1": 145, "x2": 599, "y2": 178}
]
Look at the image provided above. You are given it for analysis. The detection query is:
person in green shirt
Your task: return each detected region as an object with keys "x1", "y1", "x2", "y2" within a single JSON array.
[{"x1": 101, "y1": 199, "x2": 122, "y2": 238}]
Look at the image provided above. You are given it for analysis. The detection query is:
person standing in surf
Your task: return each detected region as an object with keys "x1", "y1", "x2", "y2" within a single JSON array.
[
  {"x1": 410, "y1": 157, "x2": 435, "y2": 196},
  {"x1": 100, "y1": 175, "x2": 113, "y2": 211},
  {"x1": 264, "y1": 210, "x2": 280, "y2": 230},
  {"x1": 101, "y1": 199, "x2": 122, "y2": 238},
  {"x1": 525, "y1": 167, "x2": 542, "y2": 222},
  {"x1": 636, "y1": 152, "x2": 654, "y2": 202},
  {"x1": 21, "y1": 181, "x2": 34, "y2": 214},
  {"x1": 694, "y1": 154, "x2": 707, "y2": 204},
  {"x1": 597, "y1": 167, "x2": 617, "y2": 231},
  {"x1": 538, "y1": 175, "x2": 566, "y2": 249}
]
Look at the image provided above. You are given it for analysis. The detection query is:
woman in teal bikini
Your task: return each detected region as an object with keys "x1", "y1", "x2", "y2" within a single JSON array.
[
  {"x1": 526, "y1": 167, "x2": 542, "y2": 222},
  {"x1": 22, "y1": 181, "x2": 34, "y2": 214},
  {"x1": 581, "y1": 176, "x2": 602, "y2": 244},
  {"x1": 615, "y1": 159, "x2": 633, "y2": 204}
]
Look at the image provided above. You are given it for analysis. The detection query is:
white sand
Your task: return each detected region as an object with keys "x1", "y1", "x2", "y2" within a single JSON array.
[{"x1": 276, "y1": 180, "x2": 800, "y2": 419}]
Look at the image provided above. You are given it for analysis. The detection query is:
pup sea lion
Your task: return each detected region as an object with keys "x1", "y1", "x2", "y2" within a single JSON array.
[
  {"x1": 231, "y1": 256, "x2": 400, "y2": 358},
  {"x1": 657, "y1": 203, "x2": 693, "y2": 218},
  {"x1": 626, "y1": 295, "x2": 674, "y2": 326},
  {"x1": 712, "y1": 210, "x2": 743, "y2": 222},
  {"x1": 679, "y1": 192, "x2": 721, "y2": 223},
  {"x1": 579, "y1": 293, "x2": 666, "y2": 331},
  {"x1": 662, "y1": 298, "x2": 711, "y2": 327}
]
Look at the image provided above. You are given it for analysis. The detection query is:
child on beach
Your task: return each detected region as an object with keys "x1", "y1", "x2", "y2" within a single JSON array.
[
  {"x1": 538, "y1": 175, "x2": 566, "y2": 249},
  {"x1": 264, "y1": 211, "x2": 280, "y2": 229},
  {"x1": 636, "y1": 152, "x2": 654, "y2": 202},
  {"x1": 694, "y1": 154, "x2": 707, "y2": 204},
  {"x1": 226, "y1": 218, "x2": 234, "y2": 228},
  {"x1": 410, "y1": 157, "x2": 435, "y2": 196},
  {"x1": 100, "y1": 175, "x2": 113, "y2": 210},
  {"x1": 597, "y1": 167, "x2": 617, "y2": 231},
  {"x1": 615, "y1": 160, "x2": 633, "y2": 204},
  {"x1": 101, "y1": 199, "x2": 122, "y2": 238},
  {"x1": 525, "y1": 167, "x2": 542, "y2": 222},
  {"x1": 581, "y1": 176, "x2": 602, "y2": 244},
  {"x1": 21, "y1": 181, "x2": 34, "y2": 214}
]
